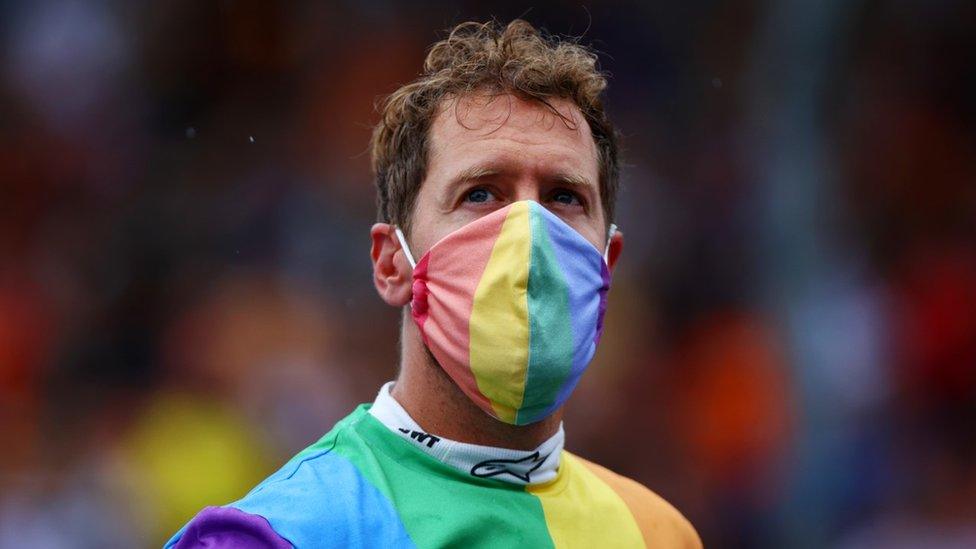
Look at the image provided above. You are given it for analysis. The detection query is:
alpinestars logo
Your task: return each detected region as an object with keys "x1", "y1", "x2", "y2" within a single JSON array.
[
  {"x1": 470, "y1": 452, "x2": 550, "y2": 483},
  {"x1": 397, "y1": 428, "x2": 441, "y2": 448}
]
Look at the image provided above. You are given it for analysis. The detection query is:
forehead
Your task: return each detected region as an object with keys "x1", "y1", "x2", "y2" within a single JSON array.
[{"x1": 427, "y1": 93, "x2": 599, "y2": 172}]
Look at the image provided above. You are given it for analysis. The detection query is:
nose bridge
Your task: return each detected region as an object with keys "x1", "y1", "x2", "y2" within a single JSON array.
[{"x1": 512, "y1": 172, "x2": 543, "y2": 204}]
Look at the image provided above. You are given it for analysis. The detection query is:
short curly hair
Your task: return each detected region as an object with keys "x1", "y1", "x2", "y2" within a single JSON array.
[{"x1": 370, "y1": 19, "x2": 619, "y2": 233}]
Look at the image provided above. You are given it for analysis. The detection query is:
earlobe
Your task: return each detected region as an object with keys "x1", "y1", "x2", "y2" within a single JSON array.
[
  {"x1": 370, "y1": 223, "x2": 414, "y2": 307},
  {"x1": 607, "y1": 230, "x2": 624, "y2": 272}
]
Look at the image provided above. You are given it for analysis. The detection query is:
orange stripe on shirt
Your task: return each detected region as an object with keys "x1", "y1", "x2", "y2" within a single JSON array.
[{"x1": 576, "y1": 456, "x2": 703, "y2": 549}]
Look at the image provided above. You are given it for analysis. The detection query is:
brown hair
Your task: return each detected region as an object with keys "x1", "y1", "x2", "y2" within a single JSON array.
[{"x1": 370, "y1": 19, "x2": 619, "y2": 233}]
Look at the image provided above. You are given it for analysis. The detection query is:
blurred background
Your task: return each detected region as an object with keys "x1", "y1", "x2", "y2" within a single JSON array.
[{"x1": 1, "y1": 0, "x2": 974, "y2": 547}]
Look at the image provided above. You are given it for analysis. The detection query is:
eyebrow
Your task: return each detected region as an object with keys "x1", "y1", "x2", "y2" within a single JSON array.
[
  {"x1": 451, "y1": 164, "x2": 501, "y2": 186},
  {"x1": 448, "y1": 163, "x2": 595, "y2": 189},
  {"x1": 551, "y1": 172, "x2": 593, "y2": 188}
]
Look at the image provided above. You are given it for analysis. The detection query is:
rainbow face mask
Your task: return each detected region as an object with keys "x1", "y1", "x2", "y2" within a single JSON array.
[{"x1": 395, "y1": 200, "x2": 615, "y2": 426}]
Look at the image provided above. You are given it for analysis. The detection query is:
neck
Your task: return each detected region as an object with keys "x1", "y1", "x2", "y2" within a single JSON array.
[{"x1": 391, "y1": 315, "x2": 561, "y2": 451}]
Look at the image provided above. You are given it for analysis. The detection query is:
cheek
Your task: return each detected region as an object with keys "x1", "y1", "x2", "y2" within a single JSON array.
[
  {"x1": 450, "y1": 208, "x2": 497, "y2": 232},
  {"x1": 404, "y1": 203, "x2": 440, "y2": 257},
  {"x1": 407, "y1": 217, "x2": 456, "y2": 260}
]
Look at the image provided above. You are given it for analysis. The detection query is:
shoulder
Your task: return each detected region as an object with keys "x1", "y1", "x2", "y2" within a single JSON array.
[
  {"x1": 166, "y1": 409, "x2": 414, "y2": 548},
  {"x1": 569, "y1": 453, "x2": 703, "y2": 549}
]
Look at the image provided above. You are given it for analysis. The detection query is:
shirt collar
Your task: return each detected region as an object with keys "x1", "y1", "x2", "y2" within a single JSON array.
[{"x1": 367, "y1": 381, "x2": 563, "y2": 485}]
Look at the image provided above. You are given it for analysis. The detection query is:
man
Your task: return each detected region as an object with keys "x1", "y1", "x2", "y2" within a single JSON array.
[{"x1": 166, "y1": 19, "x2": 701, "y2": 548}]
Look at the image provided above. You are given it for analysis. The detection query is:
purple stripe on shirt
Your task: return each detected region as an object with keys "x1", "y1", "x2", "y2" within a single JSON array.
[{"x1": 169, "y1": 506, "x2": 292, "y2": 549}]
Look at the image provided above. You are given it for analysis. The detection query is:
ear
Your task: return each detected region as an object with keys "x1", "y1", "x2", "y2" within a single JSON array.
[
  {"x1": 606, "y1": 229, "x2": 624, "y2": 272},
  {"x1": 370, "y1": 223, "x2": 414, "y2": 307}
]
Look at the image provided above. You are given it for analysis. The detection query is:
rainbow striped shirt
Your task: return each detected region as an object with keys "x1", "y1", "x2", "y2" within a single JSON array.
[{"x1": 165, "y1": 400, "x2": 700, "y2": 548}]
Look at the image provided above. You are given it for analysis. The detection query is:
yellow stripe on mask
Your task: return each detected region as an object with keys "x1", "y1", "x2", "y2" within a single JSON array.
[{"x1": 469, "y1": 202, "x2": 532, "y2": 423}]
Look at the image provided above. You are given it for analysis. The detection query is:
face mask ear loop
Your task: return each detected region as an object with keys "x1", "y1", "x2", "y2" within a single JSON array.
[
  {"x1": 603, "y1": 223, "x2": 618, "y2": 263},
  {"x1": 393, "y1": 226, "x2": 417, "y2": 269}
]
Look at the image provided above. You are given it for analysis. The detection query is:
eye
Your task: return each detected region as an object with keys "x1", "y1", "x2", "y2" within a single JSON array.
[
  {"x1": 550, "y1": 189, "x2": 581, "y2": 206},
  {"x1": 465, "y1": 187, "x2": 494, "y2": 203}
]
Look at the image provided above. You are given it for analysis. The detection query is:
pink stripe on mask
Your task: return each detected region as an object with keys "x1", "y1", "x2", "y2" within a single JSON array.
[{"x1": 413, "y1": 210, "x2": 509, "y2": 412}]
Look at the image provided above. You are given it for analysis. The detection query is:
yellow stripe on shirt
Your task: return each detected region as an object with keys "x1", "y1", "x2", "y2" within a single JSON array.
[
  {"x1": 528, "y1": 451, "x2": 647, "y2": 548},
  {"x1": 577, "y1": 455, "x2": 703, "y2": 548}
]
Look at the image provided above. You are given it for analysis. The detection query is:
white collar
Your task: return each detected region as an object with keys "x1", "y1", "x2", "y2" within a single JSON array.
[{"x1": 368, "y1": 382, "x2": 563, "y2": 485}]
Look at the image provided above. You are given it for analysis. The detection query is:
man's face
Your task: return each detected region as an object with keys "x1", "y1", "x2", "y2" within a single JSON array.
[
  {"x1": 370, "y1": 92, "x2": 622, "y2": 309},
  {"x1": 408, "y1": 93, "x2": 609, "y2": 256}
]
